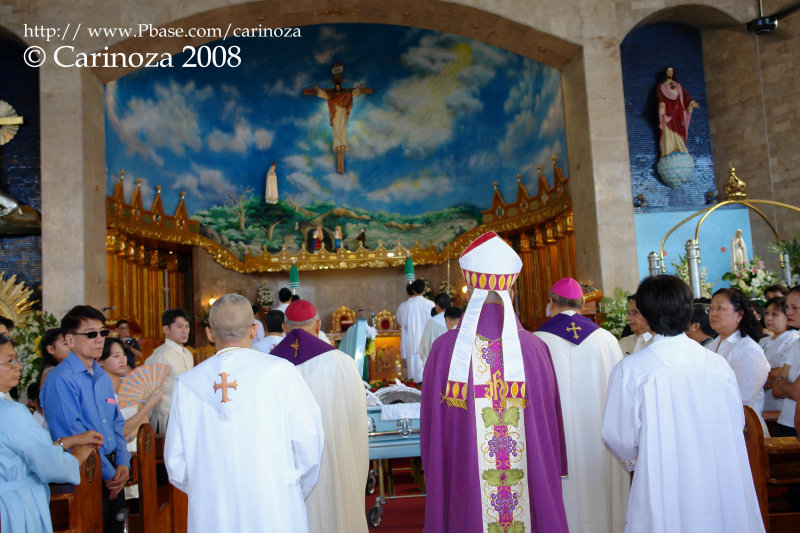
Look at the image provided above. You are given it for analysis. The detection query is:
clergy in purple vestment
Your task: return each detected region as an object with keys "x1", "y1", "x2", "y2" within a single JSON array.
[{"x1": 420, "y1": 231, "x2": 568, "y2": 533}]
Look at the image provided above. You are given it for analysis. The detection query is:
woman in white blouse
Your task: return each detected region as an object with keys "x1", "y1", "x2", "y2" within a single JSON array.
[
  {"x1": 760, "y1": 297, "x2": 800, "y2": 411},
  {"x1": 709, "y1": 288, "x2": 770, "y2": 415}
]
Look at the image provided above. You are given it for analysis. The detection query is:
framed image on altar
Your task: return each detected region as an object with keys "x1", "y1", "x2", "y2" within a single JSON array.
[{"x1": 370, "y1": 335, "x2": 402, "y2": 381}]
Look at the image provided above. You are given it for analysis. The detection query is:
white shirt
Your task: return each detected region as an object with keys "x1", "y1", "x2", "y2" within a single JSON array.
[
  {"x1": 277, "y1": 302, "x2": 290, "y2": 313},
  {"x1": 759, "y1": 330, "x2": 799, "y2": 411},
  {"x1": 252, "y1": 319, "x2": 266, "y2": 344},
  {"x1": 535, "y1": 311, "x2": 629, "y2": 533},
  {"x1": 253, "y1": 334, "x2": 283, "y2": 354},
  {"x1": 758, "y1": 329, "x2": 799, "y2": 369},
  {"x1": 165, "y1": 347, "x2": 323, "y2": 533},
  {"x1": 418, "y1": 312, "x2": 447, "y2": 369},
  {"x1": 144, "y1": 338, "x2": 194, "y2": 434},
  {"x1": 778, "y1": 342, "x2": 800, "y2": 428},
  {"x1": 602, "y1": 334, "x2": 765, "y2": 533},
  {"x1": 618, "y1": 331, "x2": 652, "y2": 356},
  {"x1": 712, "y1": 331, "x2": 770, "y2": 413}
]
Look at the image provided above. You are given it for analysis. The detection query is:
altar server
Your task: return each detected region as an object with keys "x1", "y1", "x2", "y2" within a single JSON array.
[
  {"x1": 164, "y1": 294, "x2": 323, "y2": 533},
  {"x1": 418, "y1": 292, "x2": 451, "y2": 368},
  {"x1": 421, "y1": 231, "x2": 568, "y2": 533},
  {"x1": 602, "y1": 275, "x2": 765, "y2": 533},
  {"x1": 397, "y1": 279, "x2": 435, "y2": 381},
  {"x1": 534, "y1": 277, "x2": 629, "y2": 533},
  {"x1": 272, "y1": 299, "x2": 369, "y2": 533}
]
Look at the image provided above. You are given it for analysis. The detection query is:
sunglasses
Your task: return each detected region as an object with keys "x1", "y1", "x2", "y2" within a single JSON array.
[{"x1": 71, "y1": 329, "x2": 111, "y2": 339}]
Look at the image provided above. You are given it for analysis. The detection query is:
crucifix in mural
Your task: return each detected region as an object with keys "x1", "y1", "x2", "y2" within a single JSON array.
[{"x1": 303, "y1": 62, "x2": 373, "y2": 173}]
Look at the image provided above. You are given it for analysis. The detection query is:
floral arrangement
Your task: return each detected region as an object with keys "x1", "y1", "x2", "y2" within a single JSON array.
[
  {"x1": 672, "y1": 254, "x2": 713, "y2": 298},
  {"x1": 438, "y1": 281, "x2": 457, "y2": 301},
  {"x1": 599, "y1": 287, "x2": 630, "y2": 339},
  {"x1": 368, "y1": 378, "x2": 421, "y2": 392},
  {"x1": 256, "y1": 285, "x2": 274, "y2": 307},
  {"x1": 722, "y1": 256, "x2": 781, "y2": 299},
  {"x1": 11, "y1": 311, "x2": 59, "y2": 394}
]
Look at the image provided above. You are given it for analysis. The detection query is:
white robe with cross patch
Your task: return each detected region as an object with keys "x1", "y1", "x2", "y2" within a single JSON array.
[{"x1": 164, "y1": 347, "x2": 324, "y2": 533}]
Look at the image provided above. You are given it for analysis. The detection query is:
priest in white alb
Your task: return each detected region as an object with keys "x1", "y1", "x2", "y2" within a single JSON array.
[
  {"x1": 164, "y1": 294, "x2": 324, "y2": 533},
  {"x1": 396, "y1": 279, "x2": 435, "y2": 381},
  {"x1": 418, "y1": 292, "x2": 451, "y2": 369},
  {"x1": 602, "y1": 275, "x2": 765, "y2": 533},
  {"x1": 534, "y1": 277, "x2": 630, "y2": 533},
  {"x1": 271, "y1": 299, "x2": 369, "y2": 533}
]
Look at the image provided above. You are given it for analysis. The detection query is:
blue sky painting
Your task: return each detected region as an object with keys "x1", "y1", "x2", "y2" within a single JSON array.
[{"x1": 106, "y1": 23, "x2": 567, "y2": 224}]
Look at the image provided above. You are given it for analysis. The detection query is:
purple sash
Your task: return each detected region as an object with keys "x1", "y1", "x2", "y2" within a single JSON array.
[
  {"x1": 271, "y1": 329, "x2": 332, "y2": 365},
  {"x1": 536, "y1": 312, "x2": 599, "y2": 346}
]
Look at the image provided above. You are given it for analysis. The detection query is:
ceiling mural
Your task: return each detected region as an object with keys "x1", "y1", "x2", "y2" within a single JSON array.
[{"x1": 105, "y1": 23, "x2": 568, "y2": 257}]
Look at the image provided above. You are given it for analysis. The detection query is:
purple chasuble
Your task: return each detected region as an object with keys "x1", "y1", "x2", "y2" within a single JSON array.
[
  {"x1": 536, "y1": 312, "x2": 600, "y2": 346},
  {"x1": 271, "y1": 329, "x2": 332, "y2": 366},
  {"x1": 421, "y1": 303, "x2": 568, "y2": 533}
]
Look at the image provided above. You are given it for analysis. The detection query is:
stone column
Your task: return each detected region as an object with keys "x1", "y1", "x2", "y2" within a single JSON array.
[{"x1": 41, "y1": 64, "x2": 108, "y2": 315}]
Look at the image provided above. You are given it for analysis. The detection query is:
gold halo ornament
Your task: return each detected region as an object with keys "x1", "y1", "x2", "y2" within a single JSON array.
[
  {"x1": 0, "y1": 100, "x2": 24, "y2": 146},
  {"x1": 0, "y1": 271, "x2": 36, "y2": 325}
]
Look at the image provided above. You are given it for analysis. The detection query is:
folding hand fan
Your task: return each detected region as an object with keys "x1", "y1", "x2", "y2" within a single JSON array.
[{"x1": 117, "y1": 363, "x2": 169, "y2": 409}]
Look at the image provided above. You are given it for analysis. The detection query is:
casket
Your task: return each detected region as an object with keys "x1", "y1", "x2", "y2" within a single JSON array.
[{"x1": 368, "y1": 404, "x2": 421, "y2": 460}]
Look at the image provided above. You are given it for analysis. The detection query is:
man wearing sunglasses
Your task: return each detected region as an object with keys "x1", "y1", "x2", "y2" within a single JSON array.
[{"x1": 40, "y1": 305, "x2": 130, "y2": 533}]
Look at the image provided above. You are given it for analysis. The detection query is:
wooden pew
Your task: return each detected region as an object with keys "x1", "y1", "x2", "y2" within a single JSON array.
[
  {"x1": 744, "y1": 406, "x2": 800, "y2": 533},
  {"x1": 155, "y1": 434, "x2": 188, "y2": 533},
  {"x1": 127, "y1": 423, "x2": 172, "y2": 532},
  {"x1": 50, "y1": 450, "x2": 103, "y2": 533}
]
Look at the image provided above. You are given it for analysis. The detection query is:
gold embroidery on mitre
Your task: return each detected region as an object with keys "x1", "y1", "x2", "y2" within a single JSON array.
[
  {"x1": 498, "y1": 275, "x2": 506, "y2": 290},
  {"x1": 479, "y1": 273, "x2": 487, "y2": 288},
  {"x1": 489, "y1": 274, "x2": 496, "y2": 290}
]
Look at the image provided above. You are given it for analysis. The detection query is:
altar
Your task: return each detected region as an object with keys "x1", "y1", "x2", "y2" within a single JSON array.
[{"x1": 103, "y1": 160, "x2": 578, "y2": 343}]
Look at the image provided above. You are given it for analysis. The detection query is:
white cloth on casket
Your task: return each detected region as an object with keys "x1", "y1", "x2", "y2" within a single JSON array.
[
  {"x1": 534, "y1": 311, "x2": 629, "y2": 533},
  {"x1": 397, "y1": 295, "x2": 435, "y2": 382},
  {"x1": 164, "y1": 347, "x2": 324, "y2": 533},
  {"x1": 292, "y1": 344, "x2": 369, "y2": 533},
  {"x1": 602, "y1": 334, "x2": 765, "y2": 533},
  {"x1": 418, "y1": 312, "x2": 447, "y2": 368}
]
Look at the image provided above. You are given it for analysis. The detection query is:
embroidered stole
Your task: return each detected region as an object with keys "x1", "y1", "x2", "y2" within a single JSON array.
[{"x1": 472, "y1": 334, "x2": 530, "y2": 532}]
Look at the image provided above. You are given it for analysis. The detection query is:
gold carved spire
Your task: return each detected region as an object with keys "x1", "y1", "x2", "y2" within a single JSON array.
[{"x1": 725, "y1": 167, "x2": 747, "y2": 200}]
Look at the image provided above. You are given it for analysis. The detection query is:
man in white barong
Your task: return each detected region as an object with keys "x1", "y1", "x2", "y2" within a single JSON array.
[
  {"x1": 271, "y1": 299, "x2": 369, "y2": 533},
  {"x1": 418, "y1": 292, "x2": 451, "y2": 370},
  {"x1": 396, "y1": 279, "x2": 435, "y2": 382},
  {"x1": 535, "y1": 277, "x2": 629, "y2": 533},
  {"x1": 164, "y1": 294, "x2": 324, "y2": 533},
  {"x1": 602, "y1": 275, "x2": 765, "y2": 533},
  {"x1": 618, "y1": 295, "x2": 653, "y2": 356}
]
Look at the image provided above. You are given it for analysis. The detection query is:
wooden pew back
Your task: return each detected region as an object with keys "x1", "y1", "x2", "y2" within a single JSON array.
[
  {"x1": 127, "y1": 423, "x2": 172, "y2": 532},
  {"x1": 50, "y1": 450, "x2": 103, "y2": 533}
]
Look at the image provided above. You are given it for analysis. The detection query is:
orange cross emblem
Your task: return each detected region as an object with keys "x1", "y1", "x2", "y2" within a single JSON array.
[{"x1": 213, "y1": 372, "x2": 238, "y2": 403}]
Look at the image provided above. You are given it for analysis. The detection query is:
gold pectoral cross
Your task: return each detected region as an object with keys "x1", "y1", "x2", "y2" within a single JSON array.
[
  {"x1": 566, "y1": 322, "x2": 581, "y2": 340},
  {"x1": 291, "y1": 339, "x2": 300, "y2": 358},
  {"x1": 213, "y1": 372, "x2": 238, "y2": 403}
]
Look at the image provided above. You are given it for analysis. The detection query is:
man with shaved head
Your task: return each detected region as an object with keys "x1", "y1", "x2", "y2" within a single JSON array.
[{"x1": 164, "y1": 294, "x2": 324, "y2": 532}]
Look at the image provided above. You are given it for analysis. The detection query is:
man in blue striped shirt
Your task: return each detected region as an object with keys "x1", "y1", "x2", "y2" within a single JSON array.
[{"x1": 41, "y1": 305, "x2": 130, "y2": 533}]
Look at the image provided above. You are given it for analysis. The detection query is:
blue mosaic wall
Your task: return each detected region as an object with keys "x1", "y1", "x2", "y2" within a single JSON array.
[
  {"x1": 0, "y1": 36, "x2": 42, "y2": 305},
  {"x1": 620, "y1": 22, "x2": 715, "y2": 211}
]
